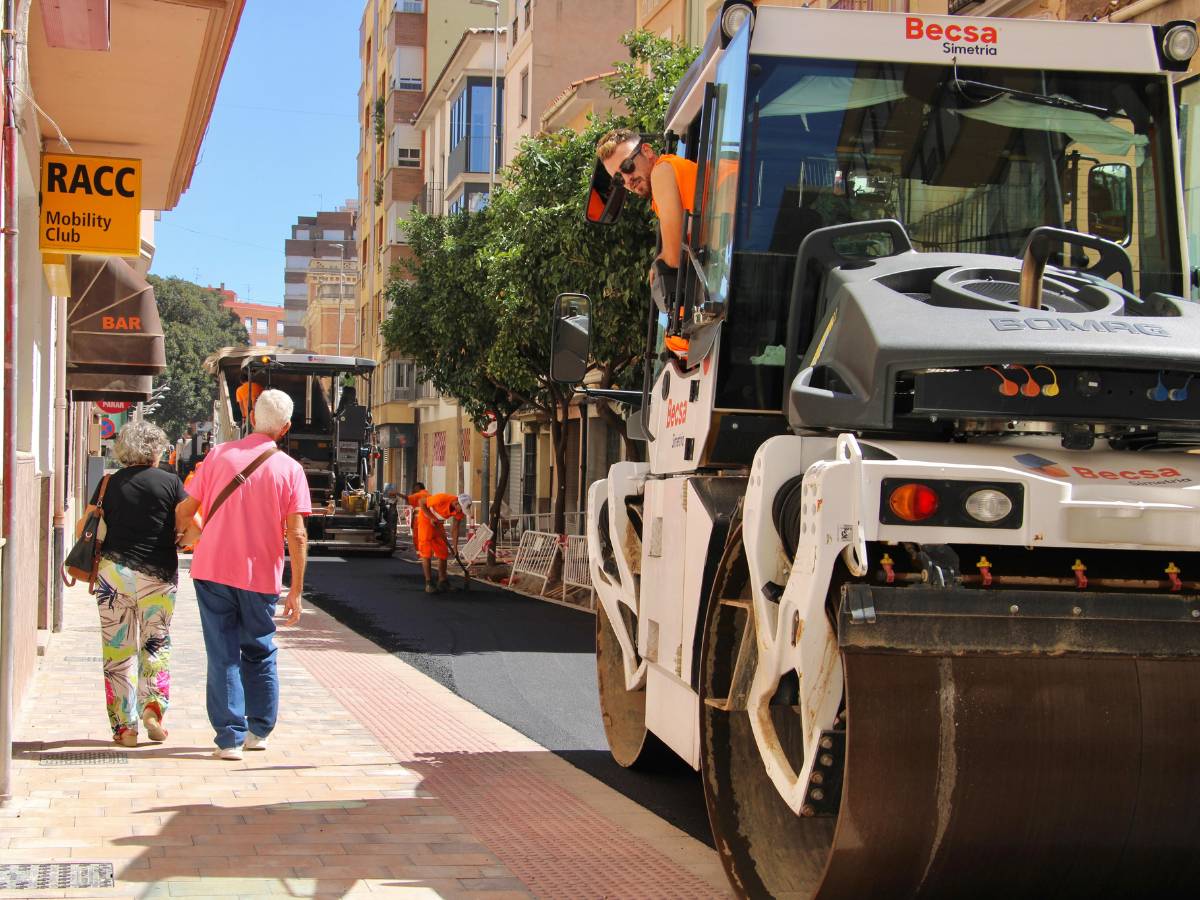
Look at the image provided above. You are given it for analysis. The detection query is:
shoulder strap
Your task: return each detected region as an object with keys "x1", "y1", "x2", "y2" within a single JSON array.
[
  {"x1": 94, "y1": 474, "x2": 112, "y2": 511},
  {"x1": 205, "y1": 447, "x2": 279, "y2": 524}
]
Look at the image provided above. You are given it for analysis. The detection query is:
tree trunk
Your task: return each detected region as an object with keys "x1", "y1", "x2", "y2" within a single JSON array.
[{"x1": 487, "y1": 411, "x2": 512, "y2": 566}]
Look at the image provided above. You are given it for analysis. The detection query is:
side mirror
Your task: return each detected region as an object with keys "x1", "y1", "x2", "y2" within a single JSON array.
[
  {"x1": 1087, "y1": 162, "x2": 1133, "y2": 245},
  {"x1": 585, "y1": 160, "x2": 626, "y2": 225},
  {"x1": 550, "y1": 293, "x2": 591, "y2": 384}
]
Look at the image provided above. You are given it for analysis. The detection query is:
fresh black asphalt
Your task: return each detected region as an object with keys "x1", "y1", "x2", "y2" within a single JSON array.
[{"x1": 300, "y1": 553, "x2": 713, "y2": 846}]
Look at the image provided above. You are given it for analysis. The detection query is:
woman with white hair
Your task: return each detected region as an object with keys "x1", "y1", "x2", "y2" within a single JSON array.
[{"x1": 76, "y1": 419, "x2": 186, "y2": 747}]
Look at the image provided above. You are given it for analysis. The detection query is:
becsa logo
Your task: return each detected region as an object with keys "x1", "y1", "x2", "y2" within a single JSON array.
[
  {"x1": 906, "y1": 16, "x2": 998, "y2": 56},
  {"x1": 665, "y1": 398, "x2": 688, "y2": 429}
]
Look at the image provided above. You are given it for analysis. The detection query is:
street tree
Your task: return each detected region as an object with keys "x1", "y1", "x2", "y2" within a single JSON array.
[
  {"x1": 148, "y1": 275, "x2": 248, "y2": 440},
  {"x1": 384, "y1": 30, "x2": 698, "y2": 537},
  {"x1": 382, "y1": 209, "x2": 522, "y2": 562},
  {"x1": 478, "y1": 31, "x2": 699, "y2": 533}
]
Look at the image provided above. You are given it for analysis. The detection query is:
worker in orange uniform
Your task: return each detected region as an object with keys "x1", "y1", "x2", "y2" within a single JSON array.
[
  {"x1": 235, "y1": 377, "x2": 264, "y2": 427},
  {"x1": 597, "y1": 128, "x2": 697, "y2": 359},
  {"x1": 415, "y1": 492, "x2": 471, "y2": 594}
]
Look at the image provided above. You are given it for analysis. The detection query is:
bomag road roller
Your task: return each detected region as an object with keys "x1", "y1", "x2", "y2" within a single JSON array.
[{"x1": 551, "y1": 4, "x2": 1200, "y2": 897}]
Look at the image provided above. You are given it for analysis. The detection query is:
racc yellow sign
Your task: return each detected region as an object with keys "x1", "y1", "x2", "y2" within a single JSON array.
[{"x1": 39, "y1": 153, "x2": 142, "y2": 257}]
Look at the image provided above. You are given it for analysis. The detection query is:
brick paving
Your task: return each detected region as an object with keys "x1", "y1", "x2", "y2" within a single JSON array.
[{"x1": 0, "y1": 571, "x2": 729, "y2": 899}]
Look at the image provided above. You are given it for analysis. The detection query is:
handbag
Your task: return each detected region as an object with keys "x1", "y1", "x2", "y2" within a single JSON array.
[
  {"x1": 63, "y1": 474, "x2": 111, "y2": 591},
  {"x1": 176, "y1": 447, "x2": 278, "y2": 548}
]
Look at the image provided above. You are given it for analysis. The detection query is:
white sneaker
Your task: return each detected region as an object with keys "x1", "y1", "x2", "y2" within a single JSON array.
[
  {"x1": 244, "y1": 733, "x2": 269, "y2": 751},
  {"x1": 212, "y1": 745, "x2": 243, "y2": 761}
]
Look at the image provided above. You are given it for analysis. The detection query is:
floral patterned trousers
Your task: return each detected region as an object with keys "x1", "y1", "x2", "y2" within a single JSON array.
[{"x1": 95, "y1": 558, "x2": 175, "y2": 739}]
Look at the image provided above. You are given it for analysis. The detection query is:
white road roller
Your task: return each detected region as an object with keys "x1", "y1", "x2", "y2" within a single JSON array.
[{"x1": 552, "y1": 4, "x2": 1200, "y2": 897}]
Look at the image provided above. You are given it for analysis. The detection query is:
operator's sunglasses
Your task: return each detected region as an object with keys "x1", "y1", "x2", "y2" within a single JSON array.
[{"x1": 612, "y1": 139, "x2": 645, "y2": 185}]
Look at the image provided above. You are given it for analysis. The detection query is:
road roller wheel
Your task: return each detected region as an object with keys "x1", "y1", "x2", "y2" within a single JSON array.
[
  {"x1": 596, "y1": 601, "x2": 672, "y2": 769},
  {"x1": 699, "y1": 526, "x2": 838, "y2": 899}
]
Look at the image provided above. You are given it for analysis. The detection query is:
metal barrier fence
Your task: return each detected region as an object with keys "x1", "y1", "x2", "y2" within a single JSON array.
[
  {"x1": 561, "y1": 535, "x2": 594, "y2": 609},
  {"x1": 509, "y1": 531, "x2": 561, "y2": 596}
]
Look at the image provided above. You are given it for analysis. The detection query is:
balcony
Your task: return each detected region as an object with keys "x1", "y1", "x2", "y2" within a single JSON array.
[
  {"x1": 413, "y1": 182, "x2": 442, "y2": 215},
  {"x1": 447, "y1": 132, "x2": 493, "y2": 184},
  {"x1": 394, "y1": 0, "x2": 424, "y2": 12}
]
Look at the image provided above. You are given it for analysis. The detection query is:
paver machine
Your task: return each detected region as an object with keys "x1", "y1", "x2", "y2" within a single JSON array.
[
  {"x1": 552, "y1": 4, "x2": 1200, "y2": 897},
  {"x1": 206, "y1": 347, "x2": 398, "y2": 554}
]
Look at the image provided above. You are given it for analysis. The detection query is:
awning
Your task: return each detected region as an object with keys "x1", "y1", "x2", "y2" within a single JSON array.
[
  {"x1": 68, "y1": 255, "x2": 166, "y2": 375},
  {"x1": 66, "y1": 371, "x2": 152, "y2": 402}
]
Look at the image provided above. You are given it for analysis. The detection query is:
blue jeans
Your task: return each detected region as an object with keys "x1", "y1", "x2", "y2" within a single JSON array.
[{"x1": 195, "y1": 579, "x2": 279, "y2": 749}]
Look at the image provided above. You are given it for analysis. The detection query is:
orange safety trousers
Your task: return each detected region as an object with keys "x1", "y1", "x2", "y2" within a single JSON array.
[{"x1": 414, "y1": 512, "x2": 449, "y2": 560}]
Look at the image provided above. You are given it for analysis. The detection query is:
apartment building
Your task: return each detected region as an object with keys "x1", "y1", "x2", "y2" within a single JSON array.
[
  {"x1": 501, "y1": 0, "x2": 636, "y2": 165},
  {"x1": 302, "y1": 259, "x2": 359, "y2": 357},
  {"x1": 357, "y1": 0, "x2": 495, "y2": 494},
  {"x1": 0, "y1": 0, "x2": 244, "y2": 800},
  {"x1": 283, "y1": 205, "x2": 357, "y2": 348},
  {"x1": 415, "y1": 28, "x2": 505, "y2": 217},
  {"x1": 214, "y1": 285, "x2": 286, "y2": 347}
]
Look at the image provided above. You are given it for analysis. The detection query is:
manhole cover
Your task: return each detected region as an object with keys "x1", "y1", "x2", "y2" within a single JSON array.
[
  {"x1": 0, "y1": 863, "x2": 114, "y2": 890},
  {"x1": 38, "y1": 751, "x2": 127, "y2": 766}
]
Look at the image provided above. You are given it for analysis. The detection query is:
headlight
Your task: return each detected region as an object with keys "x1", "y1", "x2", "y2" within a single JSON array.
[
  {"x1": 1163, "y1": 24, "x2": 1199, "y2": 63},
  {"x1": 720, "y1": 2, "x2": 754, "y2": 41},
  {"x1": 964, "y1": 489, "x2": 1013, "y2": 524}
]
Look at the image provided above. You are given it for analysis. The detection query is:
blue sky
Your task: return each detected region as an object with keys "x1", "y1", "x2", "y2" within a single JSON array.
[{"x1": 151, "y1": 1, "x2": 361, "y2": 306}]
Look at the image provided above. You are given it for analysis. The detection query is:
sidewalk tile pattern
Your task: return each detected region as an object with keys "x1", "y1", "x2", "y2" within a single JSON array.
[{"x1": 0, "y1": 573, "x2": 729, "y2": 899}]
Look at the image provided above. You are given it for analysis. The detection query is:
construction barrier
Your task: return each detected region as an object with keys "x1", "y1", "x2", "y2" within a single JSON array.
[
  {"x1": 509, "y1": 530, "x2": 561, "y2": 597},
  {"x1": 561, "y1": 534, "x2": 595, "y2": 609}
]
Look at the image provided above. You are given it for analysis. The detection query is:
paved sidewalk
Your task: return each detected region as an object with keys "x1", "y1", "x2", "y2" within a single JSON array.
[{"x1": 0, "y1": 571, "x2": 729, "y2": 899}]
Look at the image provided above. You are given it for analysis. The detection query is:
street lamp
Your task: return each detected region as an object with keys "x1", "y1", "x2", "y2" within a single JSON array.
[{"x1": 469, "y1": 0, "x2": 500, "y2": 197}]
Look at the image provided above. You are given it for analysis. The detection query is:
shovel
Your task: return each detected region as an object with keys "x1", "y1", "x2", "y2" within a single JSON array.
[{"x1": 452, "y1": 548, "x2": 472, "y2": 592}]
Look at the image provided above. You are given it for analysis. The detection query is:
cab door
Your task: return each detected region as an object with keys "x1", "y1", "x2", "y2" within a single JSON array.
[{"x1": 1177, "y1": 73, "x2": 1200, "y2": 298}]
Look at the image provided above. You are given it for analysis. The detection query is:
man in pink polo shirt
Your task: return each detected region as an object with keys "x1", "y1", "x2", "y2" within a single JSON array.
[{"x1": 175, "y1": 389, "x2": 311, "y2": 760}]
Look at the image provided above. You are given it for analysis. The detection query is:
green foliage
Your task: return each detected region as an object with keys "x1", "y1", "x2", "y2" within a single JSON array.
[
  {"x1": 382, "y1": 209, "x2": 520, "y2": 429},
  {"x1": 147, "y1": 275, "x2": 248, "y2": 440},
  {"x1": 481, "y1": 125, "x2": 652, "y2": 401},
  {"x1": 607, "y1": 30, "x2": 701, "y2": 134},
  {"x1": 381, "y1": 29, "x2": 697, "y2": 529},
  {"x1": 373, "y1": 97, "x2": 385, "y2": 143}
]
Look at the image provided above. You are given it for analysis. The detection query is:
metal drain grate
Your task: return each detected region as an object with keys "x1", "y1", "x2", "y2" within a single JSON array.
[
  {"x1": 38, "y1": 750, "x2": 127, "y2": 766},
  {"x1": 0, "y1": 863, "x2": 114, "y2": 890}
]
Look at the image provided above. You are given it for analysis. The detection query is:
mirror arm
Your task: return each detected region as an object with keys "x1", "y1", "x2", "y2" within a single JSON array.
[{"x1": 575, "y1": 387, "x2": 643, "y2": 407}]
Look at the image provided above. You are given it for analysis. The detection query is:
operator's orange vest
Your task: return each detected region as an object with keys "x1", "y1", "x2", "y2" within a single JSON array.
[{"x1": 650, "y1": 155, "x2": 698, "y2": 217}]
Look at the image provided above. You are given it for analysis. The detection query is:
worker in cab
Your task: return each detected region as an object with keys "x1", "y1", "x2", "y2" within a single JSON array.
[
  {"x1": 597, "y1": 128, "x2": 696, "y2": 360},
  {"x1": 415, "y1": 491, "x2": 471, "y2": 594},
  {"x1": 235, "y1": 376, "x2": 264, "y2": 427}
]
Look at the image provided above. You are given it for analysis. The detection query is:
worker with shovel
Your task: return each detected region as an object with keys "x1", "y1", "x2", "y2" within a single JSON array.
[{"x1": 415, "y1": 492, "x2": 470, "y2": 593}]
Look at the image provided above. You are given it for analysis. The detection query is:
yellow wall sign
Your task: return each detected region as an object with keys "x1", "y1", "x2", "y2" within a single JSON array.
[{"x1": 39, "y1": 153, "x2": 142, "y2": 257}]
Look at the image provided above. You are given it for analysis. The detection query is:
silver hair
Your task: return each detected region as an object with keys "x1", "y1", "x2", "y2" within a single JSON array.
[
  {"x1": 114, "y1": 420, "x2": 170, "y2": 467},
  {"x1": 253, "y1": 388, "x2": 293, "y2": 436}
]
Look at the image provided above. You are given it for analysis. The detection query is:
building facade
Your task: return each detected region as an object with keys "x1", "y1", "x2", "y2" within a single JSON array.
[
  {"x1": 214, "y1": 285, "x2": 286, "y2": 347},
  {"x1": 302, "y1": 259, "x2": 360, "y2": 357},
  {"x1": 283, "y1": 205, "x2": 357, "y2": 348},
  {"x1": 0, "y1": 0, "x2": 244, "y2": 802},
  {"x1": 501, "y1": 0, "x2": 637, "y2": 166},
  {"x1": 356, "y1": 0, "x2": 496, "y2": 495}
]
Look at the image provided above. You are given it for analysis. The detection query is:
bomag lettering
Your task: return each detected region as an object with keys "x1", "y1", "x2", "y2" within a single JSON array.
[
  {"x1": 990, "y1": 317, "x2": 1170, "y2": 337},
  {"x1": 1073, "y1": 466, "x2": 1183, "y2": 480},
  {"x1": 45, "y1": 161, "x2": 136, "y2": 198}
]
